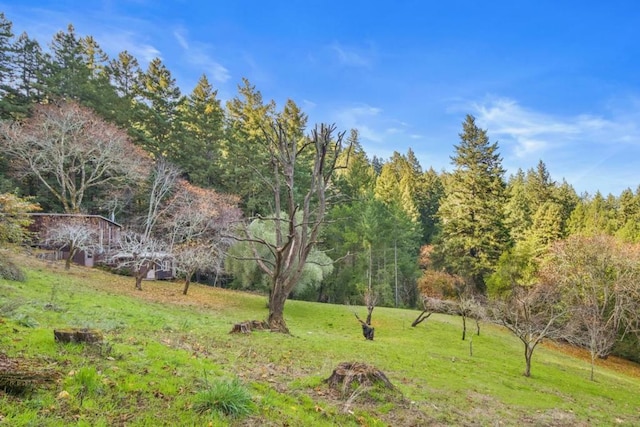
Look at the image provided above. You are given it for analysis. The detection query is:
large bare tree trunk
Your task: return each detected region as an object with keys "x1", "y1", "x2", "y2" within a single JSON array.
[{"x1": 268, "y1": 281, "x2": 290, "y2": 333}]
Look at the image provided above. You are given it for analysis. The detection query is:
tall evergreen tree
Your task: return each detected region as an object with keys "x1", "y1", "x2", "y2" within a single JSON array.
[
  {"x1": 10, "y1": 32, "x2": 44, "y2": 109},
  {"x1": 41, "y1": 25, "x2": 89, "y2": 101},
  {"x1": 135, "y1": 57, "x2": 183, "y2": 157},
  {"x1": 416, "y1": 167, "x2": 444, "y2": 243},
  {"x1": 176, "y1": 74, "x2": 225, "y2": 187},
  {"x1": 223, "y1": 78, "x2": 276, "y2": 215},
  {"x1": 374, "y1": 150, "x2": 421, "y2": 223},
  {"x1": 434, "y1": 115, "x2": 509, "y2": 292},
  {"x1": 504, "y1": 169, "x2": 532, "y2": 243},
  {"x1": 0, "y1": 12, "x2": 17, "y2": 119}
]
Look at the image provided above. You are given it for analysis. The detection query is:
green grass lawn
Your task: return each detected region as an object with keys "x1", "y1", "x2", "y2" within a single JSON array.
[{"x1": 1, "y1": 249, "x2": 639, "y2": 426}]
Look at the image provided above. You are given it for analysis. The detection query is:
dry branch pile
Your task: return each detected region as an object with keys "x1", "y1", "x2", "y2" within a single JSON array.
[{"x1": 0, "y1": 353, "x2": 57, "y2": 393}]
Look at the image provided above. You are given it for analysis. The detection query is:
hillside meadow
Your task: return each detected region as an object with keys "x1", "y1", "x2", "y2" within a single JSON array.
[{"x1": 1, "y1": 249, "x2": 639, "y2": 426}]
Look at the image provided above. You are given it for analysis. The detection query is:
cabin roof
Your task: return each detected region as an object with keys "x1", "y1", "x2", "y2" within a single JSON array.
[{"x1": 29, "y1": 213, "x2": 123, "y2": 228}]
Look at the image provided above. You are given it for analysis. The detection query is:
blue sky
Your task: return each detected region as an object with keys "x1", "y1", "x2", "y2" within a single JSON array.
[{"x1": 3, "y1": 1, "x2": 640, "y2": 195}]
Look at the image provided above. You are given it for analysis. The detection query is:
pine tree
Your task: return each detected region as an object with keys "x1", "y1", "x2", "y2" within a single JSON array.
[
  {"x1": 10, "y1": 32, "x2": 45, "y2": 108},
  {"x1": 0, "y1": 12, "x2": 17, "y2": 119},
  {"x1": 434, "y1": 115, "x2": 509, "y2": 292},
  {"x1": 176, "y1": 74, "x2": 225, "y2": 187},
  {"x1": 223, "y1": 78, "x2": 276, "y2": 215},
  {"x1": 374, "y1": 150, "x2": 421, "y2": 223},
  {"x1": 135, "y1": 57, "x2": 183, "y2": 157},
  {"x1": 416, "y1": 167, "x2": 444, "y2": 243},
  {"x1": 504, "y1": 169, "x2": 532, "y2": 243}
]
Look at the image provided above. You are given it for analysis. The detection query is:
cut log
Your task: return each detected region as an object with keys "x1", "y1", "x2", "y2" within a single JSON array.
[{"x1": 53, "y1": 328, "x2": 103, "y2": 344}]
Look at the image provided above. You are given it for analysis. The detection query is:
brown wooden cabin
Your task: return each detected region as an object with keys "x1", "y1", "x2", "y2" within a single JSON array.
[
  {"x1": 29, "y1": 213, "x2": 176, "y2": 280},
  {"x1": 29, "y1": 213, "x2": 122, "y2": 267}
]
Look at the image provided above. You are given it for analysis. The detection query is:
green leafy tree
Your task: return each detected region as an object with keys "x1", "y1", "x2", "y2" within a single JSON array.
[
  {"x1": 416, "y1": 167, "x2": 444, "y2": 243},
  {"x1": 434, "y1": 115, "x2": 509, "y2": 292},
  {"x1": 374, "y1": 150, "x2": 421, "y2": 223},
  {"x1": 0, "y1": 192, "x2": 40, "y2": 244},
  {"x1": 504, "y1": 170, "x2": 532, "y2": 243}
]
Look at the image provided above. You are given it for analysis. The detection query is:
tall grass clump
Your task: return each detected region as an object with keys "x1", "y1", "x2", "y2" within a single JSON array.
[
  {"x1": 193, "y1": 377, "x2": 254, "y2": 419},
  {"x1": 67, "y1": 366, "x2": 103, "y2": 406}
]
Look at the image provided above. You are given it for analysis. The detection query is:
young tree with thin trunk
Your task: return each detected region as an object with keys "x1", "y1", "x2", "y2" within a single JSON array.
[
  {"x1": 44, "y1": 219, "x2": 98, "y2": 270},
  {"x1": 490, "y1": 283, "x2": 566, "y2": 377},
  {"x1": 160, "y1": 180, "x2": 241, "y2": 295},
  {"x1": 112, "y1": 231, "x2": 166, "y2": 291}
]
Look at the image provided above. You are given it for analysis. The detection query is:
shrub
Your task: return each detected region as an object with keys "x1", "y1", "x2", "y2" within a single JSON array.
[
  {"x1": 193, "y1": 377, "x2": 254, "y2": 418},
  {"x1": 0, "y1": 258, "x2": 26, "y2": 281}
]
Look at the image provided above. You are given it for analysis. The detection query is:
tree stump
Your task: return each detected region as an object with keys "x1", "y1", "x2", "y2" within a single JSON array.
[
  {"x1": 54, "y1": 328, "x2": 103, "y2": 344},
  {"x1": 325, "y1": 362, "x2": 394, "y2": 391},
  {"x1": 229, "y1": 320, "x2": 270, "y2": 334},
  {"x1": 354, "y1": 313, "x2": 375, "y2": 340}
]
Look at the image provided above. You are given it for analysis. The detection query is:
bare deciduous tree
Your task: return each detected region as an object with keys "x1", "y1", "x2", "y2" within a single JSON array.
[
  {"x1": 411, "y1": 296, "x2": 445, "y2": 327},
  {"x1": 44, "y1": 219, "x2": 98, "y2": 270},
  {"x1": 111, "y1": 231, "x2": 166, "y2": 291},
  {"x1": 161, "y1": 180, "x2": 241, "y2": 295},
  {"x1": 141, "y1": 158, "x2": 181, "y2": 240},
  {"x1": 0, "y1": 101, "x2": 148, "y2": 213},
  {"x1": 241, "y1": 121, "x2": 349, "y2": 333},
  {"x1": 543, "y1": 235, "x2": 640, "y2": 380},
  {"x1": 491, "y1": 283, "x2": 566, "y2": 377}
]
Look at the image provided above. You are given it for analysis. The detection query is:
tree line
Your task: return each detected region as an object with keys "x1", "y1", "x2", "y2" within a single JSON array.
[{"x1": 1, "y1": 12, "x2": 640, "y2": 353}]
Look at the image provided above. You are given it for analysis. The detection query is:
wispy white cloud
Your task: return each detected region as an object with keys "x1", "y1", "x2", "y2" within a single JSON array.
[
  {"x1": 328, "y1": 42, "x2": 373, "y2": 67},
  {"x1": 460, "y1": 96, "x2": 640, "y2": 194},
  {"x1": 336, "y1": 104, "x2": 384, "y2": 142},
  {"x1": 331, "y1": 104, "x2": 424, "y2": 162},
  {"x1": 98, "y1": 30, "x2": 162, "y2": 64},
  {"x1": 469, "y1": 97, "x2": 640, "y2": 159},
  {"x1": 173, "y1": 27, "x2": 230, "y2": 83}
]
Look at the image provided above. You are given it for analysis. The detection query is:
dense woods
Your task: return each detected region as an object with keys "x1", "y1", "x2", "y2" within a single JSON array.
[{"x1": 1, "y1": 13, "x2": 640, "y2": 357}]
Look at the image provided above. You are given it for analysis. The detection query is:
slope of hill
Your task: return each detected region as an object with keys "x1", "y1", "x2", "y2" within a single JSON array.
[{"x1": 1, "y1": 249, "x2": 639, "y2": 426}]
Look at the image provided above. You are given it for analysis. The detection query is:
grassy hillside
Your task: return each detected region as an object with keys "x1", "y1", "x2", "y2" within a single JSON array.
[{"x1": 1, "y1": 249, "x2": 639, "y2": 426}]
